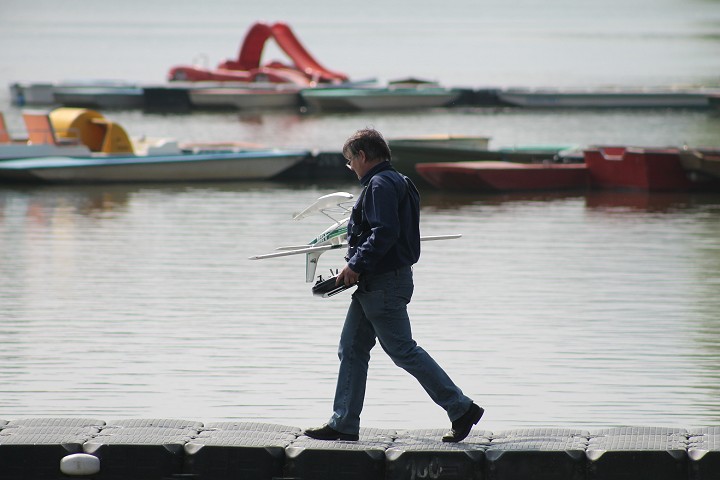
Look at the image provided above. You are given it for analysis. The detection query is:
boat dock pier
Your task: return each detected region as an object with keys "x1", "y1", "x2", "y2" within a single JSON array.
[{"x1": 1, "y1": 418, "x2": 717, "y2": 480}]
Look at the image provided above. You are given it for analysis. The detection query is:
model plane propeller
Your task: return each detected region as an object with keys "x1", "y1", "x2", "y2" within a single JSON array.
[{"x1": 248, "y1": 191, "x2": 461, "y2": 283}]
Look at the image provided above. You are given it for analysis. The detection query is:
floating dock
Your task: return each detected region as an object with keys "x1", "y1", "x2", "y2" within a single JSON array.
[
  {"x1": 0, "y1": 418, "x2": 718, "y2": 480},
  {"x1": 11, "y1": 81, "x2": 720, "y2": 112}
]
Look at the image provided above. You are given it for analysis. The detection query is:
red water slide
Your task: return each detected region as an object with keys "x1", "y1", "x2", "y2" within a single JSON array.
[
  {"x1": 270, "y1": 23, "x2": 348, "y2": 83},
  {"x1": 169, "y1": 22, "x2": 348, "y2": 84},
  {"x1": 221, "y1": 22, "x2": 348, "y2": 83},
  {"x1": 225, "y1": 22, "x2": 273, "y2": 71}
]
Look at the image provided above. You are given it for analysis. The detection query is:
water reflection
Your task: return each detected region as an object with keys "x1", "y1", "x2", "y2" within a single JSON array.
[
  {"x1": 420, "y1": 188, "x2": 720, "y2": 215},
  {"x1": 0, "y1": 185, "x2": 134, "y2": 221},
  {"x1": 584, "y1": 190, "x2": 720, "y2": 213},
  {"x1": 0, "y1": 181, "x2": 349, "y2": 219},
  {"x1": 421, "y1": 190, "x2": 585, "y2": 211}
]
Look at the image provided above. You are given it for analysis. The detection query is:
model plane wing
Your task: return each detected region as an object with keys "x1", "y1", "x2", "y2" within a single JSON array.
[
  {"x1": 419, "y1": 234, "x2": 463, "y2": 242},
  {"x1": 293, "y1": 192, "x2": 354, "y2": 220},
  {"x1": 249, "y1": 235, "x2": 461, "y2": 261},
  {"x1": 274, "y1": 245, "x2": 316, "y2": 251},
  {"x1": 248, "y1": 243, "x2": 347, "y2": 260}
]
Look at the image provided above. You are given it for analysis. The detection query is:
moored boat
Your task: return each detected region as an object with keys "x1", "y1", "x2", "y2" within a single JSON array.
[
  {"x1": 388, "y1": 134, "x2": 581, "y2": 184},
  {"x1": 390, "y1": 135, "x2": 492, "y2": 152},
  {"x1": 496, "y1": 87, "x2": 718, "y2": 108},
  {"x1": 10, "y1": 80, "x2": 142, "y2": 107},
  {"x1": 415, "y1": 161, "x2": 589, "y2": 192},
  {"x1": 389, "y1": 135, "x2": 579, "y2": 162},
  {"x1": 0, "y1": 150, "x2": 309, "y2": 184},
  {"x1": 300, "y1": 86, "x2": 462, "y2": 112},
  {"x1": 188, "y1": 87, "x2": 301, "y2": 110},
  {"x1": 583, "y1": 146, "x2": 720, "y2": 191},
  {"x1": 53, "y1": 86, "x2": 145, "y2": 109},
  {"x1": 0, "y1": 107, "x2": 308, "y2": 183}
]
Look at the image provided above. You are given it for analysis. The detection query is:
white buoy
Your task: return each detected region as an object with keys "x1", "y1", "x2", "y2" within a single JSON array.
[{"x1": 60, "y1": 453, "x2": 100, "y2": 476}]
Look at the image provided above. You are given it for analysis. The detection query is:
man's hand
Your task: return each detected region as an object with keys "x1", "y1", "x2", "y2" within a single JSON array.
[{"x1": 336, "y1": 264, "x2": 360, "y2": 286}]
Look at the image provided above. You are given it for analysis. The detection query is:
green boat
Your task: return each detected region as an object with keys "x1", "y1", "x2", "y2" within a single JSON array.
[
  {"x1": 300, "y1": 87, "x2": 462, "y2": 112},
  {"x1": 388, "y1": 135, "x2": 581, "y2": 184}
]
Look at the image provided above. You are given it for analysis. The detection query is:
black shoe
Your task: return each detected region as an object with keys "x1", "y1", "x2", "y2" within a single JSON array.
[
  {"x1": 303, "y1": 424, "x2": 359, "y2": 441},
  {"x1": 442, "y1": 403, "x2": 484, "y2": 443}
]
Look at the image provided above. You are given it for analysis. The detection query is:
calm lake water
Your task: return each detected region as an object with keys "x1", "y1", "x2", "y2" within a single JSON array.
[
  {"x1": 1, "y1": 0, "x2": 720, "y2": 431},
  {"x1": 1, "y1": 184, "x2": 720, "y2": 431}
]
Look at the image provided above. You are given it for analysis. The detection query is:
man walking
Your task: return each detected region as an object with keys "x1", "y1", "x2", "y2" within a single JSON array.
[{"x1": 304, "y1": 128, "x2": 483, "y2": 443}]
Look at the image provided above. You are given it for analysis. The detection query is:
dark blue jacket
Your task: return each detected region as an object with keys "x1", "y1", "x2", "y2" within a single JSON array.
[{"x1": 346, "y1": 161, "x2": 421, "y2": 275}]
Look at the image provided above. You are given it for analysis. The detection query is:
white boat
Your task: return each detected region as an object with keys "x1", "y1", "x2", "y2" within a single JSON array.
[
  {"x1": 0, "y1": 107, "x2": 308, "y2": 183},
  {"x1": 496, "y1": 87, "x2": 719, "y2": 108},
  {"x1": 300, "y1": 86, "x2": 462, "y2": 112},
  {"x1": 0, "y1": 149, "x2": 309, "y2": 183},
  {"x1": 188, "y1": 87, "x2": 301, "y2": 110}
]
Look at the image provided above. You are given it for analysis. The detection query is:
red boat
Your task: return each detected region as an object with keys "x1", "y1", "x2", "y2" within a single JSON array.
[
  {"x1": 415, "y1": 161, "x2": 589, "y2": 192},
  {"x1": 584, "y1": 146, "x2": 720, "y2": 191},
  {"x1": 168, "y1": 22, "x2": 349, "y2": 86}
]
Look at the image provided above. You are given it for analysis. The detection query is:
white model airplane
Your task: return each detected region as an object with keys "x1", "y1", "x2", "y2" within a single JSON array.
[{"x1": 248, "y1": 191, "x2": 461, "y2": 283}]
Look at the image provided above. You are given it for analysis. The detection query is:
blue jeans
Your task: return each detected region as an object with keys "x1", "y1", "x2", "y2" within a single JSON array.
[{"x1": 327, "y1": 266, "x2": 473, "y2": 435}]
